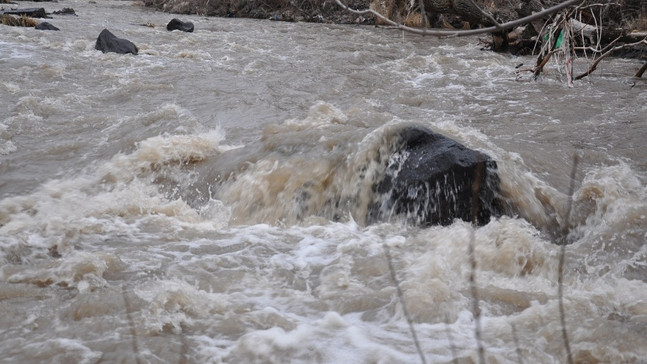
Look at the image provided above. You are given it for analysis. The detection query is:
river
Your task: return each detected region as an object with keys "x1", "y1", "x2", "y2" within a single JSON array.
[{"x1": 1, "y1": 0, "x2": 646, "y2": 363}]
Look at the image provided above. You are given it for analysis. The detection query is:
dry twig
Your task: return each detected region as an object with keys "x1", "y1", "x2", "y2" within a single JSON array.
[
  {"x1": 636, "y1": 61, "x2": 647, "y2": 77},
  {"x1": 557, "y1": 153, "x2": 579, "y2": 364},
  {"x1": 383, "y1": 243, "x2": 427, "y2": 364},
  {"x1": 511, "y1": 323, "x2": 523, "y2": 364},
  {"x1": 576, "y1": 37, "x2": 647, "y2": 79},
  {"x1": 122, "y1": 287, "x2": 143, "y2": 364},
  {"x1": 444, "y1": 314, "x2": 459, "y2": 364},
  {"x1": 469, "y1": 162, "x2": 485, "y2": 364}
]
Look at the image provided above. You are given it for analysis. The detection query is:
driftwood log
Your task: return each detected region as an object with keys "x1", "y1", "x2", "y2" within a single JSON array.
[{"x1": 0, "y1": 8, "x2": 48, "y2": 18}]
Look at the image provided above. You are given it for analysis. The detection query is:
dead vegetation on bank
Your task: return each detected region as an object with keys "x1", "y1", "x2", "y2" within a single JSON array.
[{"x1": 1, "y1": 14, "x2": 37, "y2": 27}]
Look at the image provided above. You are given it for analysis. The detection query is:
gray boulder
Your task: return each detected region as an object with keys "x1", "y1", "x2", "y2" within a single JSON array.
[{"x1": 95, "y1": 29, "x2": 138, "y2": 55}]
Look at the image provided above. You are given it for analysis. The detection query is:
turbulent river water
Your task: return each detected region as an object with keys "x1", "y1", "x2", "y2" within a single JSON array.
[{"x1": 1, "y1": 0, "x2": 647, "y2": 363}]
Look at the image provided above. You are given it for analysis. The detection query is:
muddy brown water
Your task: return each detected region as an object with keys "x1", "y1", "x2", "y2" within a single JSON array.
[{"x1": 1, "y1": 0, "x2": 646, "y2": 363}]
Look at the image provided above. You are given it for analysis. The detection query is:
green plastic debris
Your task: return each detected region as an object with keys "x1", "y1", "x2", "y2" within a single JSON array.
[
  {"x1": 555, "y1": 30, "x2": 564, "y2": 48},
  {"x1": 543, "y1": 29, "x2": 564, "y2": 48}
]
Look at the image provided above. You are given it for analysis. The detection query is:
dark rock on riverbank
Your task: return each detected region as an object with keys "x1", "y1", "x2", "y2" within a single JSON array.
[
  {"x1": 0, "y1": 7, "x2": 48, "y2": 18},
  {"x1": 95, "y1": 29, "x2": 138, "y2": 55},
  {"x1": 167, "y1": 18, "x2": 193, "y2": 32},
  {"x1": 369, "y1": 126, "x2": 503, "y2": 226}
]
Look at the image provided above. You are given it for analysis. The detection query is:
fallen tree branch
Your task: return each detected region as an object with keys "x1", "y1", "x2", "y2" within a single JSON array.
[
  {"x1": 534, "y1": 49, "x2": 560, "y2": 78},
  {"x1": 335, "y1": 0, "x2": 585, "y2": 38},
  {"x1": 578, "y1": 2, "x2": 621, "y2": 10},
  {"x1": 636, "y1": 62, "x2": 647, "y2": 78},
  {"x1": 575, "y1": 37, "x2": 647, "y2": 80}
]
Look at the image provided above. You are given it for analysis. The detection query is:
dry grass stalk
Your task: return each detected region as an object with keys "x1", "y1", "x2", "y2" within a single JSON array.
[
  {"x1": 469, "y1": 162, "x2": 486, "y2": 364},
  {"x1": 511, "y1": 323, "x2": 524, "y2": 364},
  {"x1": 122, "y1": 287, "x2": 143, "y2": 364},
  {"x1": 444, "y1": 314, "x2": 459, "y2": 364},
  {"x1": 557, "y1": 153, "x2": 579, "y2": 364},
  {"x1": 383, "y1": 243, "x2": 428, "y2": 364},
  {"x1": 1, "y1": 14, "x2": 38, "y2": 27}
]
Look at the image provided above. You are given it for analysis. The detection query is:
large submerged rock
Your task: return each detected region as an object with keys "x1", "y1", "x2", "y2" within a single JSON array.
[
  {"x1": 167, "y1": 18, "x2": 194, "y2": 32},
  {"x1": 369, "y1": 126, "x2": 503, "y2": 226},
  {"x1": 95, "y1": 29, "x2": 138, "y2": 55}
]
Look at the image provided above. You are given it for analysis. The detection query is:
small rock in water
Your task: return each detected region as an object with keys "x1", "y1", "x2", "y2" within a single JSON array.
[{"x1": 36, "y1": 22, "x2": 59, "y2": 31}]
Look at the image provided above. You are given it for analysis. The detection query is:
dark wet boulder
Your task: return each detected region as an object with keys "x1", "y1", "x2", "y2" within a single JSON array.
[
  {"x1": 35, "y1": 22, "x2": 59, "y2": 31},
  {"x1": 166, "y1": 18, "x2": 194, "y2": 32},
  {"x1": 369, "y1": 126, "x2": 503, "y2": 226},
  {"x1": 95, "y1": 29, "x2": 138, "y2": 55}
]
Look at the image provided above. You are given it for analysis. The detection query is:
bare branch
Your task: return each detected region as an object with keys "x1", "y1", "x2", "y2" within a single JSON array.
[
  {"x1": 558, "y1": 152, "x2": 580, "y2": 364},
  {"x1": 532, "y1": 10, "x2": 577, "y2": 80},
  {"x1": 468, "y1": 226, "x2": 485, "y2": 364},
  {"x1": 469, "y1": 162, "x2": 485, "y2": 364},
  {"x1": 418, "y1": 0, "x2": 428, "y2": 30},
  {"x1": 578, "y1": 2, "x2": 621, "y2": 10},
  {"x1": 636, "y1": 62, "x2": 647, "y2": 78},
  {"x1": 465, "y1": 0, "x2": 502, "y2": 29},
  {"x1": 575, "y1": 37, "x2": 647, "y2": 80},
  {"x1": 534, "y1": 49, "x2": 560, "y2": 78},
  {"x1": 444, "y1": 314, "x2": 459, "y2": 364},
  {"x1": 383, "y1": 243, "x2": 427, "y2": 364},
  {"x1": 335, "y1": 0, "x2": 584, "y2": 38},
  {"x1": 122, "y1": 287, "x2": 143, "y2": 364},
  {"x1": 511, "y1": 323, "x2": 523, "y2": 364}
]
